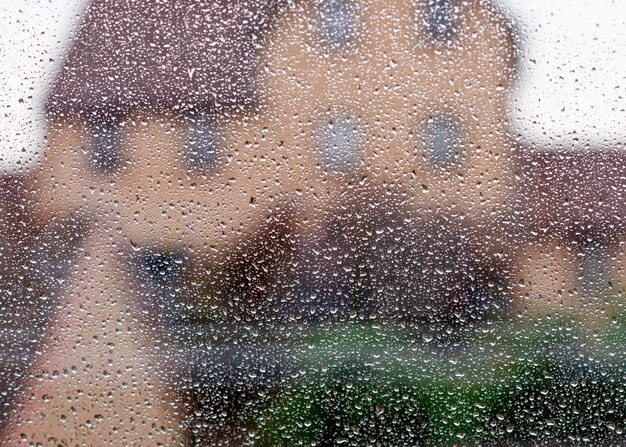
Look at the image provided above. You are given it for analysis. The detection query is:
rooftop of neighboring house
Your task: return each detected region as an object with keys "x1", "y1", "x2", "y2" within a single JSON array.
[{"x1": 514, "y1": 149, "x2": 626, "y2": 238}]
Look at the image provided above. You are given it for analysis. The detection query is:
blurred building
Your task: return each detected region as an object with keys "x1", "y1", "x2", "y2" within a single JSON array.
[
  {"x1": 2, "y1": 0, "x2": 626, "y2": 443},
  {"x1": 511, "y1": 151, "x2": 626, "y2": 319},
  {"x1": 259, "y1": 0, "x2": 516, "y2": 220},
  {"x1": 30, "y1": 0, "x2": 517, "y2": 323},
  {"x1": 251, "y1": 0, "x2": 516, "y2": 328}
]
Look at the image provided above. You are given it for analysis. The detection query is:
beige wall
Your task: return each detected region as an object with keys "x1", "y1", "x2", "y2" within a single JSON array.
[
  {"x1": 511, "y1": 239, "x2": 579, "y2": 317},
  {"x1": 259, "y1": 0, "x2": 516, "y2": 224},
  {"x1": 512, "y1": 236, "x2": 626, "y2": 321},
  {"x1": 30, "y1": 113, "x2": 337, "y2": 262},
  {"x1": 1, "y1": 232, "x2": 186, "y2": 446}
]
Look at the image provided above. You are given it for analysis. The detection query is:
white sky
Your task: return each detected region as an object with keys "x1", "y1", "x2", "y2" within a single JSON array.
[
  {"x1": 499, "y1": 0, "x2": 626, "y2": 151},
  {"x1": 0, "y1": 0, "x2": 625, "y2": 174},
  {"x1": 0, "y1": 0, "x2": 87, "y2": 175}
]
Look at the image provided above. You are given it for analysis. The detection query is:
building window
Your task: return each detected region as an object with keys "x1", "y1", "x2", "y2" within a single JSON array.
[
  {"x1": 136, "y1": 250, "x2": 189, "y2": 331},
  {"x1": 187, "y1": 114, "x2": 219, "y2": 169},
  {"x1": 88, "y1": 119, "x2": 121, "y2": 173},
  {"x1": 424, "y1": 0, "x2": 457, "y2": 43},
  {"x1": 318, "y1": 114, "x2": 360, "y2": 173},
  {"x1": 317, "y1": 0, "x2": 359, "y2": 49},
  {"x1": 141, "y1": 250, "x2": 184, "y2": 286},
  {"x1": 422, "y1": 116, "x2": 462, "y2": 166},
  {"x1": 580, "y1": 241, "x2": 611, "y2": 293}
]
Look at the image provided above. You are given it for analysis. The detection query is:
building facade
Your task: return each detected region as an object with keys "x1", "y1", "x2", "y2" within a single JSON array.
[{"x1": 3, "y1": 0, "x2": 625, "y2": 445}]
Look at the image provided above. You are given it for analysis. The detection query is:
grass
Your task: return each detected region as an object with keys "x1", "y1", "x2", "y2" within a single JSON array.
[
  {"x1": 184, "y1": 290, "x2": 626, "y2": 445},
  {"x1": 240, "y1": 311, "x2": 626, "y2": 445}
]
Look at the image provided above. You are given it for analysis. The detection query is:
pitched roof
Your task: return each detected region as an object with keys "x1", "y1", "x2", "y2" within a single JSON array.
[
  {"x1": 515, "y1": 150, "x2": 626, "y2": 237},
  {"x1": 47, "y1": 0, "x2": 273, "y2": 119}
]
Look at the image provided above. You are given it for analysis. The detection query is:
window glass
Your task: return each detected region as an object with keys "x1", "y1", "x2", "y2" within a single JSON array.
[
  {"x1": 424, "y1": 0, "x2": 457, "y2": 42},
  {"x1": 186, "y1": 114, "x2": 220, "y2": 169},
  {"x1": 318, "y1": 114, "x2": 361, "y2": 173},
  {"x1": 317, "y1": 0, "x2": 359, "y2": 48},
  {"x1": 88, "y1": 119, "x2": 122, "y2": 172},
  {"x1": 579, "y1": 239, "x2": 611, "y2": 293},
  {"x1": 422, "y1": 116, "x2": 462, "y2": 166},
  {"x1": 1, "y1": 0, "x2": 625, "y2": 445}
]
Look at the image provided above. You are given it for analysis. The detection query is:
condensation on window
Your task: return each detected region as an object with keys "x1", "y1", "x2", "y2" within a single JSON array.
[{"x1": 0, "y1": 0, "x2": 625, "y2": 446}]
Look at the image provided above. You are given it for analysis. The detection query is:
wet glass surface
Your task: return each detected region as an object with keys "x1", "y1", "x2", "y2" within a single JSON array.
[{"x1": 0, "y1": 0, "x2": 625, "y2": 445}]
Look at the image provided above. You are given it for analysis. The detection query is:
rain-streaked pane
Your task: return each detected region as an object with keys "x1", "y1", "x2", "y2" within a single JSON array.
[{"x1": 0, "y1": 0, "x2": 625, "y2": 445}]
